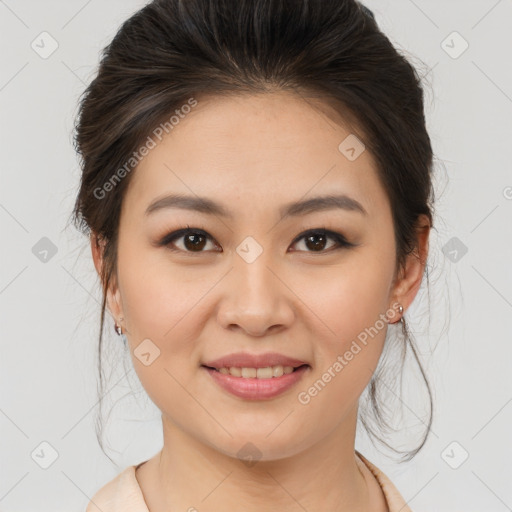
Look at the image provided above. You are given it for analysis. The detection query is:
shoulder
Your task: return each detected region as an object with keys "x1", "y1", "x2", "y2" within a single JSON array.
[
  {"x1": 355, "y1": 451, "x2": 413, "y2": 512},
  {"x1": 86, "y1": 463, "x2": 149, "y2": 512}
]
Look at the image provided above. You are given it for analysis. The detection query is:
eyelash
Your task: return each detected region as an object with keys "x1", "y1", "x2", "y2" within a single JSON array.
[{"x1": 158, "y1": 224, "x2": 355, "y2": 255}]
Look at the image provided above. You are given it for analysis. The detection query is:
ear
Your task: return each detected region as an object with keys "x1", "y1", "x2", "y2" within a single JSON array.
[
  {"x1": 389, "y1": 214, "x2": 430, "y2": 319},
  {"x1": 90, "y1": 232, "x2": 124, "y2": 323}
]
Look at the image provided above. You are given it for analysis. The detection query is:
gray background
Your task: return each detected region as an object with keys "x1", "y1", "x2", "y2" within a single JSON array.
[{"x1": 1, "y1": 0, "x2": 511, "y2": 510}]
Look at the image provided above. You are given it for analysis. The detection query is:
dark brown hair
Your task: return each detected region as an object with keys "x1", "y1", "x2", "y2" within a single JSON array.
[{"x1": 71, "y1": 0, "x2": 436, "y2": 463}]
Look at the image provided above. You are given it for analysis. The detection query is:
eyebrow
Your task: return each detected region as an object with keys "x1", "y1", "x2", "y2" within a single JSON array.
[{"x1": 144, "y1": 193, "x2": 367, "y2": 219}]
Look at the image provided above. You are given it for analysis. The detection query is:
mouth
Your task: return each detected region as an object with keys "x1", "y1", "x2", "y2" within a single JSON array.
[
  {"x1": 201, "y1": 363, "x2": 310, "y2": 400},
  {"x1": 200, "y1": 352, "x2": 311, "y2": 399},
  {"x1": 201, "y1": 363, "x2": 310, "y2": 379}
]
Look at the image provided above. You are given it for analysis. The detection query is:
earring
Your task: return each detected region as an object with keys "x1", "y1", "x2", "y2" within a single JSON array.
[
  {"x1": 398, "y1": 304, "x2": 405, "y2": 324},
  {"x1": 114, "y1": 317, "x2": 123, "y2": 335}
]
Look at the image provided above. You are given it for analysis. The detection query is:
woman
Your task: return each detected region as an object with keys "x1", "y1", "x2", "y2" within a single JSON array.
[{"x1": 73, "y1": 0, "x2": 435, "y2": 510}]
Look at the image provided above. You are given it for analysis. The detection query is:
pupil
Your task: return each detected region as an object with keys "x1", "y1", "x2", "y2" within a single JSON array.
[
  {"x1": 185, "y1": 233, "x2": 206, "y2": 251},
  {"x1": 306, "y1": 234, "x2": 326, "y2": 251}
]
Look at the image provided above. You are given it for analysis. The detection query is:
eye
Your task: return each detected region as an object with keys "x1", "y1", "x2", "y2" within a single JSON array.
[
  {"x1": 159, "y1": 225, "x2": 220, "y2": 253},
  {"x1": 159, "y1": 225, "x2": 354, "y2": 254},
  {"x1": 290, "y1": 228, "x2": 354, "y2": 253}
]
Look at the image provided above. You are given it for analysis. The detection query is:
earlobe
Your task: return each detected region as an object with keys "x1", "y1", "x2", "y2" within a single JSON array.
[{"x1": 106, "y1": 284, "x2": 123, "y2": 320}]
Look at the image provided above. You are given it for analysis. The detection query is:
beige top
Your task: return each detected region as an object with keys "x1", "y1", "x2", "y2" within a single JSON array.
[{"x1": 86, "y1": 450, "x2": 412, "y2": 511}]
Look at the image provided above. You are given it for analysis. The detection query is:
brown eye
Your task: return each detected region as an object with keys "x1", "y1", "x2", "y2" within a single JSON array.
[
  {"x1": 182, "y1": 232, "x2": 208, "y2": 251},
  {"x1": 290, "y1": 229, "x2": 353, "y2": 253},
  {"x1": 159, "y1": 226, "x2": 353, "y2": 255},
  {"x1": 304, "y1": 233, "x2": 329, "y2": 251},
  {"x1": 160, "y1": 227, "x2": 219, "y2": 253}
]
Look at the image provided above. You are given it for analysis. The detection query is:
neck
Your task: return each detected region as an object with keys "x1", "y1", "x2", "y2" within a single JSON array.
[{"x1": 139, "y1": 406, "x2": 382, "y2": 512}]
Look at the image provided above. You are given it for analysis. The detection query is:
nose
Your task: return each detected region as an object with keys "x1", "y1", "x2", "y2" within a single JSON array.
[{"x1": 216, "y1": 249, "x2": 295, "y2": 337}]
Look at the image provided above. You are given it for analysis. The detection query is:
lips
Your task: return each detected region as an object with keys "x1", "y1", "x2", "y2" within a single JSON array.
[
  {"x1": 202, "y1": 352, "x2": 309, "y2": 370},
  {"x1": 201, "y1": 352, "x2": 311, "y2": 399},
  {"x1": 202, "y1": 364, "x2": 310, "y2": 400}
]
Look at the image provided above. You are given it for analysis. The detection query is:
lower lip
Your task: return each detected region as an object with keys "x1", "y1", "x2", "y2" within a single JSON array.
[{"x1": 202, "y1": 365, "x2": 309, "y2": 400}]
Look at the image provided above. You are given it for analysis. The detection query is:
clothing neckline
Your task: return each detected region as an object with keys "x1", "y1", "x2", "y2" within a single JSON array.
[
  {"x1": 355, "y1": 450, "x2": 412, "y2": 511},
  {"x1": 90, "y1": 451, "x2": 412, "y2": 512}
]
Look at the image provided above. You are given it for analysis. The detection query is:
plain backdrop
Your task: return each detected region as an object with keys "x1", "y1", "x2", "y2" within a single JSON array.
[{"x1": 1, "y1": 1, "x2": 511, "y2": 510}]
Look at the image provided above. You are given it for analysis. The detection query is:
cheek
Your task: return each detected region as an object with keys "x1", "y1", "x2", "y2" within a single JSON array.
[
  {"x1": 297, "y1": 249, "x2": 395, "y2": 398},
  {"x1": 118, "y1": 243, "x2": 209, "y2": 340},
  {"x1": 119, "y1": 268, "x2": 203, "y2": 429},
  {"x1": 296, "y1": 275, "x2": 392, "y2": 424},
  {"x1": 304, "y1": 251, "x2": 394, "y2": 342},
  {"x1": 116, "y1": 249, "x2": 205, "y2": 396}
]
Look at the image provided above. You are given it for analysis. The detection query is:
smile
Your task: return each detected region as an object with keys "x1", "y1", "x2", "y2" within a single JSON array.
[
  {"x1": 201, "y1": 364, "x2": 310, "y2": 400},
  {"x1": 205, "y1": 364, "x2": 304, "y2": 378}
]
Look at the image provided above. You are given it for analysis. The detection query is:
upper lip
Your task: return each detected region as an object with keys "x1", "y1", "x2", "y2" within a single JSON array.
[{"x1": 202, "y1": 352, "x2": 309, "y2": 369}]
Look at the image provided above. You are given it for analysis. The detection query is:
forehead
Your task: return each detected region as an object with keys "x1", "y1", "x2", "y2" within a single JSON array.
[{"x1": 122, "y1": 92, "x2": 387, "y2": 219}]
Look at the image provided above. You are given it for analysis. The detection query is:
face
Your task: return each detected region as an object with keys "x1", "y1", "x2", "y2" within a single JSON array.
[{"x1": 93, "y1": 92, "x2": 426, "y2": 461}]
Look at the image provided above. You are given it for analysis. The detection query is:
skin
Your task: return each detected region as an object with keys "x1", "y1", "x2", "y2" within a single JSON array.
[{"x1": 91, "y1": 91, "x2": 430, "y2": 512}]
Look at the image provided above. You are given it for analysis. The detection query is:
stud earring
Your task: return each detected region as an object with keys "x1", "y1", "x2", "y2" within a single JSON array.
[
  {"x1": 114, "y1": 316, "x2": 124, "y2": 335},
  {"x1": 398, "y1": 304, "x2": 405, "y2": 324}
]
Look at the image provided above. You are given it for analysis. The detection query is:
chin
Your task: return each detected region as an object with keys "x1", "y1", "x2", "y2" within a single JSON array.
[{"x1": 202, "y1": 429, "x2": 310, "y2": 464}]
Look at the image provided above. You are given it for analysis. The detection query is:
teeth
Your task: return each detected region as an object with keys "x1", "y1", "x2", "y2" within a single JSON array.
[
  {"x1": 216, "y1": 365, "x2": 297, "y2": 378},
  {"x1": 242, "y1": 367, "x2": 257, "y2": 378}
]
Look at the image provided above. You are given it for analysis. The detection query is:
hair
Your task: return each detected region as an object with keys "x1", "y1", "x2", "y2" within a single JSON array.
[{"x1": 70, "y1": 0, "x2": 436, "y2": 463}]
